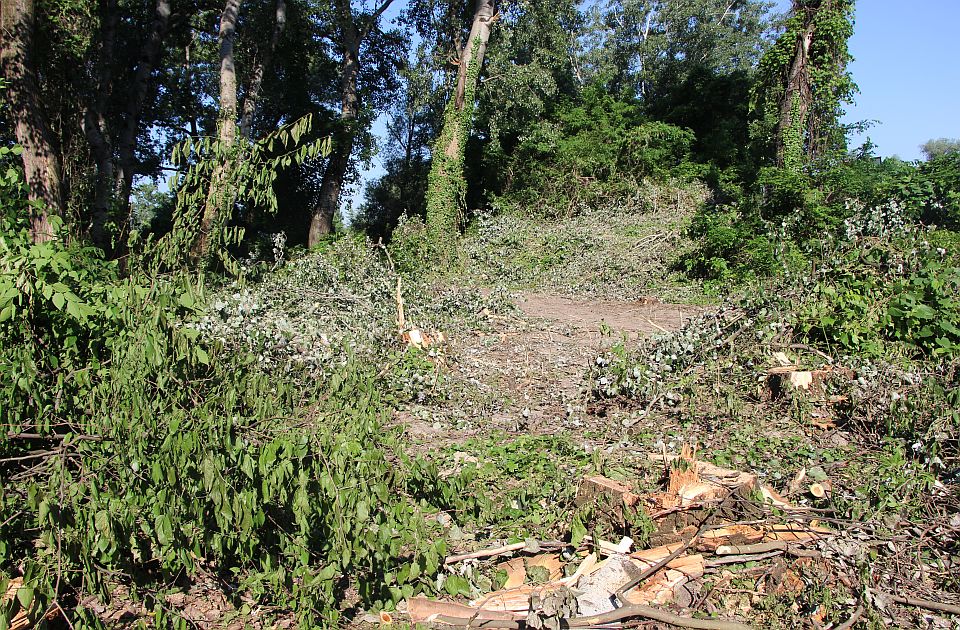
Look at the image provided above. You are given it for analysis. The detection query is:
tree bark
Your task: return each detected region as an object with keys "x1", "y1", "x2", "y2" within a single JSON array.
[
  {"x1": 307, "y1": 0, "x2": 394, "y2": 246},
  {"x1": 84, "y1": 0, "x2": 119, "y2": 250},
  {"x1": 424, "y1": 0, "x2": 496, "y2": 243},
  {"x1": 308, "y1": 3, "x2": 359, "y2": 246},
  {"x1": 240, "y1": 0, "x2": 286, "y2": 141},
  {"x1": 194, "y1": 0, "x2": 241, "y2": 260},
  {"x1": 116, "y1": 0, "x2": 171, "y2": 220},
  {"x1": 445, "y1": 0, "x2": 495, "y2": 160},
  {"x1": 775, "y1": 2, "x2": 814, "y2": 168},
  {"x1": 1, "y1": 0, "x2": 66, "y2": 242}
]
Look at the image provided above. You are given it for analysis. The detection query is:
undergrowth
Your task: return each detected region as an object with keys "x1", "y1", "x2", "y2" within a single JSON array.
[
  {"x1": 589, "y1": 204, "x2": 960, "y2": 550},
  {"x1": 0, "y1": 169, "x2": 506, "y2": 627},
  {"x1": 455, "y1": 183, "x2": 709, "y2": 303}
]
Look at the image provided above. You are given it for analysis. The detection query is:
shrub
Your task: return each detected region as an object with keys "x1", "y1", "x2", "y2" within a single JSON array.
[
  {"x1": 892, "y1": 151, "x2": 960, "y2": 228},
  {"x1": 495, "y1": 87, "x2": 700, "y2": 217},
  {"x1": 0, "y1": 168, "x2": 471, "y2": 626}
]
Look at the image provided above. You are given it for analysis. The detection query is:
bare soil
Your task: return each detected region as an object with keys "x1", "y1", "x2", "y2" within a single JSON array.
[{"x1": 397, "y1": 292, "x2": 703, "y2": 447}]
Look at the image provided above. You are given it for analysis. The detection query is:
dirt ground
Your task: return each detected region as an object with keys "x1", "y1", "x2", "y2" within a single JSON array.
[{"x1": 398, "y1": 292, "x2": 703, "y2": 447}]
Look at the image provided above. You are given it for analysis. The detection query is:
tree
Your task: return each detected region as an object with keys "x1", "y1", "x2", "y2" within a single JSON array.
[
  {"x1": 468, "y1": 0, "x2": 581, "y2": 203},
  {"x1": 588, "y1": 0, "x2": 775, "y2": 100},
  {"x1": 353, "y1": 54, "x2": 437, "y2": 239},
  {"x1": 921, "y1": 138, "x2": 960, "y2": 161},
  {"x1": 1, "y1": 0, "x2": 65, "y2": 242},
  {"x1": 752, "y1": 0, "x2": 856, "y2": 171},
  {"x1": 424, "y1": 0, "x2": 496, "y2": 249},
  {"x1": 307, "y1": 0, "x2": 397, "y2": 247},
  {"x1": 83, "y1": 0, "x2": 173, "y2": 250},
  {"x1": 240, "y1": 0, "x2": 287, "y2": 141},
  {"x1": 193, "y1": 0, "x2": 243, "y2": 260}
]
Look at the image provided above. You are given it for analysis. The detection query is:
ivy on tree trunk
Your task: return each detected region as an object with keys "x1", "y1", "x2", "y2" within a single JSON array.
[{"x1": 424, "y1": 0, "x2": 496, "y2": 254}]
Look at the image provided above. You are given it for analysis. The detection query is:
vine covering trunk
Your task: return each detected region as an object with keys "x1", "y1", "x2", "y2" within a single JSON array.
[
  {"x1": 753, "y1": 0, "x2": 855, "y2": 171},
  {"x1": 775, "y1": 5, "x2": 815, "y2": 170},
  {"x1": 424, "y1": 0, "x2": 496, "y2": 250}
]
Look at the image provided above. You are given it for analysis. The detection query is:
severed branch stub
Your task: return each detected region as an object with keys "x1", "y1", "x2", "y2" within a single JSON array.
[{"x1": 444, "y1": 540, "x2": 564, "y2": 565}]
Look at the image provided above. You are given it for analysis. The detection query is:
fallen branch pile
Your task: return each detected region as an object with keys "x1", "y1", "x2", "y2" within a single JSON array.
[{"x1": 405, "y1": 446, "x2": 835, "y2": 629}]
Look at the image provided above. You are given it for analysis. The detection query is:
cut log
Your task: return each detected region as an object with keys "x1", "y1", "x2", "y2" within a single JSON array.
[
  {"x1": 576, "y1": 474, "x2": 640, "y2": 507},
  {"x1": 407, "y1": 597, "x2": 524, "y2": 623}
]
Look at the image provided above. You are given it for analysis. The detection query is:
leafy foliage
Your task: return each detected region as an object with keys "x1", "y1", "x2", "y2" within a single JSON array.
[
  {"x1": 889, "y1": 150, "x2": 960, "y2": 229},
  {"x1": 0, "y1": 148, "x2": 486, "y2": 627},
  {"x1": 461, "y1": 183, "x2": 708, "y2": 302},
  {"x1": 920, "y1": 137, "x2": 960, "y2": 161},
  {"x1": 493, "y1": 87, "x2": 699, "y2": 217}
]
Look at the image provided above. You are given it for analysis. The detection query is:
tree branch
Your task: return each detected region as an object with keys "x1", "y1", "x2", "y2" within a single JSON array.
[{"x1": 359, "y1": 0, "x2": 395, "y2": 43}]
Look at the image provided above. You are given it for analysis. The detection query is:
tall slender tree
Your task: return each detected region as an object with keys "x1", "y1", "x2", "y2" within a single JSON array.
[
  {"x1": 83, "y1": 0, "x2": 173, "y2": 249},
  {"x1": 194, "y1": 0, "x2": 242, "y2": 259},
  {"x1": 589, "y1": 0, "x2": 774, "y2": 100},
  {"x1": 240, "y1": 0, "x2": 287, "y2": 141},
  {"x1": 424, "y1": 0, "x2": 496, "y2": 248},
  {"x1": 752, "y1": 0, "x2": 856, "y2": 170},
  {"x1": 307, "y1": 0, "x2": 395, "y2": 247}
]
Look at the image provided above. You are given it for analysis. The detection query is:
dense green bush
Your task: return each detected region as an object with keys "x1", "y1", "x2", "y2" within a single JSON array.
[
  {"x1": 892, "y1": 151, "x2": 960, "y2": 228},
  {"x1": 0, "y1": 163, "x2": 474, "y2": 627},
  {"x1": 797, "y1": 232, "x2": 960, "y2": 359},
  {"x1": 493, "y1": 87, "x2": 699, "y2": 217},
  {"x1": 683, "y1": 147, "x2": 954, "y2": 284}
]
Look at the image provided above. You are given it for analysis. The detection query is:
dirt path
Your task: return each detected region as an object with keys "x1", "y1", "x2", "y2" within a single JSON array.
[
  {"x1": 515, "y1": 292, "x2": 699, "y2": 341},
  {"x1": 398, "y1": 292, "x2": 703, "y2": 446}
]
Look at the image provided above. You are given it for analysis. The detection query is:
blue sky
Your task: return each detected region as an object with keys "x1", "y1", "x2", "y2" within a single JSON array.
[
  {"x1": 350, "y1": 1, "x2": 959, "y2": 212},
  {"x1": 818, "y1": 0, "x2": 960, "y2": 160}
]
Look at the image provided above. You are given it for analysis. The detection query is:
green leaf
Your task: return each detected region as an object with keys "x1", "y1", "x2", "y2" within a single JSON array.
[
  {"x1": 156, "y1": 514, "x2": 174, "y2": 547},
  {"x1": 444, "y1": 575, "x2": 471, "y2": 596},
  {"x1": 570, "y1": 513, "x2": 588, "y2": 546},
  {"x1": 52, "y1": 293, "x2": 65, "y2": 310},
  {"x1": 910, "y1": 304, "x2": 937, "y2": 320},
  {"x1": 16, "y1": 587, "x2": 34, "y2": 609}
]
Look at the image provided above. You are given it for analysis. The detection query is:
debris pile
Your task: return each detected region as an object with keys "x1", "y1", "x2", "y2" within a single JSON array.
[{"x1": 405, "y1": 446, "x2": 832, "y2": 628}]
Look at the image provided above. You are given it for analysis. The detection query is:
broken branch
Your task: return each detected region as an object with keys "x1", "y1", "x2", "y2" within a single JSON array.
[
  {"x1": 566, "y1": 603, "x2": 753, "y2": 629},
  {"x1": 444, "y1": 541, "x2": 563, "y2": 565},
  {"x1": 714, "y1": 541, "x2": 820, "y2": 558},
  {"x1": 887, "y1": 593, "x2": 960, "y2": 616}
]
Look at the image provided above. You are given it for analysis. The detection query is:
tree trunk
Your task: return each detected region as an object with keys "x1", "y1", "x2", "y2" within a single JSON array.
[
  {"x1": 775, "y1": 3, "x2": 814, "y2": 169},
  {"x1": 116, "y1": 0, "x2": 171, "y2": 220},
  {"x1": 193, "y1": 0, "x2": 241, "y2": 260},
  {"x1": 84, "y1": 0, "x2": 119, "y2": 250},
  {"x1": 1, "y1": 0, "x2": 65, "y2": 242},
  {"x1": 240, "y1": 0, "x2": 286, "y2": 141},
  {"x1": 307, "y1": 0, "x2": 394, "y2": 246},
  {"x1": 308, "y1": 36, "x2": 359, "y2": 245},
  {"x1": 424, "y1": 0, "x2": 496, "y2": 243},
  {"x1": 446, "y1": 0, "x2": 495, "y2": 159},
  {"x1": 84, "y1": 108, "x2": 115, "y2": 249}
]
